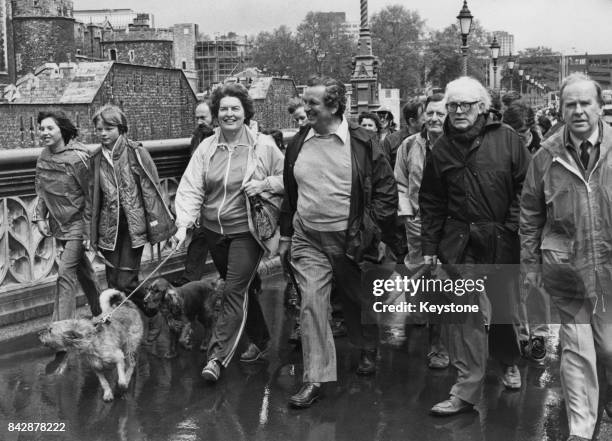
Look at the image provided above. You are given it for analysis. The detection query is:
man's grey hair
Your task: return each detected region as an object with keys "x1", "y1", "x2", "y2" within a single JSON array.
[
  {"x1": 559, "y1": 72, "x2": 604, "y2": 107},
  {"x1": 444, "y1": 76, "x2": 491, "y2": 112}
]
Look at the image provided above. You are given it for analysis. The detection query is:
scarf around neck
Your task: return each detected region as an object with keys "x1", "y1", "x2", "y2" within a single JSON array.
[{"x1": 445, "y1": 114, "x2": 487, "y2": 145}]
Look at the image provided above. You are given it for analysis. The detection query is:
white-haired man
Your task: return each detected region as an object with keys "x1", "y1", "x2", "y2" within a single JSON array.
[
  {"x1": 521, "y1": 73, "x2": 612, "y2": 441},
  {"x1": 419, "y1": 76, "x2": 531, "y2": 415}
]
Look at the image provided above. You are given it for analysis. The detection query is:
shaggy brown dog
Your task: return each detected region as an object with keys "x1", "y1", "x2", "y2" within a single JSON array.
[
  {"x1": 39, "y1": 289, "x2": 144, "y2": 402},
  {"x1": 143, "y1": 278, "x2": 220, "y2": 355}
]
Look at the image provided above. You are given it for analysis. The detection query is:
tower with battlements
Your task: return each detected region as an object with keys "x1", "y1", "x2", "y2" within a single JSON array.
[{"x1": 9, "y1": 0, "x2": 76, "y2": 79}]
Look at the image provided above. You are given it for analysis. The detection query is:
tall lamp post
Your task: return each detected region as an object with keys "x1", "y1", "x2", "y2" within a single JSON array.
[
  {"x1": 489, "y1": 36, "x2": 500, "y2": 90},
  {"x1": 457, "y1": 1, "x2": 473, "y2": 76},
  {"x1": 507, "y1": 53, "x2": 515, "y2": 91},
  {"x1": 518, "y1": 68, "x2": 524, "y2": 95},
  {"x1": 525, "y1": 73, "x2": 531, "y2": 101}
]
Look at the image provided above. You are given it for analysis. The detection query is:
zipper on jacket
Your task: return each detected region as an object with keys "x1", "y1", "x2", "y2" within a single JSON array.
[
  {"x1": 552, "y1": 157, "x2": 601, "y2": 310},
  {"x1": 103, "y1": 148, "x2": 121, "y2": 250},
  {"x1": 217, "y1": 148, "x2": 233, "y2": 235}
]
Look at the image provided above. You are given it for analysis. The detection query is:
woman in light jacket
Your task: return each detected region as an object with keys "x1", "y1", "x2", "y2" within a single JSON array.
[{"x1": 174, "y1": 83, "x2": 284, "y2": 382}]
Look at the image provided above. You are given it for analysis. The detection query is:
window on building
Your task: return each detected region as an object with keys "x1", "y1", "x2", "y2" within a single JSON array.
[
  {"x1": 184, "y1": 28, "x2": 190, "y2": 35},
  {"x1": 128, "y1": 50, "x2": 135, "y2": 63},
  {"x1": 182, "y1": 60, "x2": 187, "y2": 70},
  {"x1": 110, "y1": 49, "x2": 117, "y2": 61}
]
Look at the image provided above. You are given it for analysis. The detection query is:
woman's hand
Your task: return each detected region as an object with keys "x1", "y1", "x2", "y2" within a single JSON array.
[
  {"x1": 36, "y1": 220, "x2": 51, "y2": 237},
  {"x1": 172, "y1": 227, "x2": 188, "y2": 248},
  {"x1": 242, "y1": 180, "x2": 267, "y2": 197}
]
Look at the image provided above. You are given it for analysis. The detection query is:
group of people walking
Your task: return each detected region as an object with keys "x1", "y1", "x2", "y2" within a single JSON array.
[{"x1": 35, "y1": 71, "x2": 611, "y2": 441}]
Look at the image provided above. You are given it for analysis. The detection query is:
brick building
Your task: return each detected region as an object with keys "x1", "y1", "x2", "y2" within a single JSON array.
[
  {"x1": 0, "y1": 61, "x2": 196, "y2": 149},
  {"x1": 100, "y1": 16, "x2": 173, "y2": 69},
  {"x1": 248, "y1": 77, "x2": 298, "y2": 131}
]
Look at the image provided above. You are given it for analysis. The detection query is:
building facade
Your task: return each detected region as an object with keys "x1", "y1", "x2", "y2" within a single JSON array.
[
  {"x1": 195, "y1": 35, "x2": 252, "y2": 92},
  {"x1": 0, "y1": 61, "x2": 197, "y2": 149},
  {"x1": 73, "y1": 8, "x2": 154, "y2": 29},
  {"x1": 494, "y1": 31, "x2": 514, "y2": 57}
]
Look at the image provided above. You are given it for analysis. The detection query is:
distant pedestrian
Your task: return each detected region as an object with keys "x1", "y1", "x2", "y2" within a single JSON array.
[
  {"x1": 375, "y1": 105, "x2": 397, "y2": 142},
  {"x1": 358, "y1": 111, "x2": 382, "y2": 140},
  {"x1": 175, "y1": 101, "x2": 217, "y2": 287},
  {"x1": 380, "y1": 99, "x2": 424, "y2": 170},
  {"x1": 288, "y1": 97, "x2": 308, "y2": 128}
]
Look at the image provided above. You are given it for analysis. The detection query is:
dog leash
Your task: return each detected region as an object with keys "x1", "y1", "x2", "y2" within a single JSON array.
[{"x1": 99, "y1": 242, "x2": 181, "y2": 324}]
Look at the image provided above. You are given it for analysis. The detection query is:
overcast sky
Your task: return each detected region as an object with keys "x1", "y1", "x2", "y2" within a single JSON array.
[{"x1": 75, "y1": 0, "x2": 612, "y2": 54}]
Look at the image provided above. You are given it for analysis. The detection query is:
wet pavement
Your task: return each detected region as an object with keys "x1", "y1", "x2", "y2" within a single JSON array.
[{"x1": 0, "y1": 275, "x2": 610, "y2": 441}]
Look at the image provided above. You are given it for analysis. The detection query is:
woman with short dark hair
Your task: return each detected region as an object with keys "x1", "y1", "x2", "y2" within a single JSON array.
[
  {"x1": 175, "y1": 83, "x2": 284, "y2": 381},
  {"x1": 86, "y1": 105, "x2": 176, "y2": 313},
  {"x1": 358, "y1": 112, "x2": 382, "y2": 139},
  {"x1": 34, "y1": 110, "x2": 101, "y2": 322}
]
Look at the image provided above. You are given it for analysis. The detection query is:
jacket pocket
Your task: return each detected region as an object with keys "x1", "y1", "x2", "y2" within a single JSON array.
[
  {"x1": 541, "y1": 237, "x2": 583, "y2": 298},
  {"x1": 347, "y1": 211, "x2": 381, "y2": 263}
]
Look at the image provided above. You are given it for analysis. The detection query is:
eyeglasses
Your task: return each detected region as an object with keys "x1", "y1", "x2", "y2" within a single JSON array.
[{"x1": 446, "y1": 101, "x2": 479, "y2": 113}]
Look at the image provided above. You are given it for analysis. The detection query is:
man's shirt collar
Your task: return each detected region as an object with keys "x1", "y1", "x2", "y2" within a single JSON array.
[
  {"x1": 304, "y1": 117, "x2": 349, "y2": 145},
  {"x1": 567, "y1": 122, "x2": 601, "y2": 150}
]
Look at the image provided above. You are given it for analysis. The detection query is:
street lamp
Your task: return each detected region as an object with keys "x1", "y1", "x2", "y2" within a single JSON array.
[
  {"x1": 457, "y1": 0, "x2": 473, "y2": 76},
  {"x1": 489, "y1": 36, "x2": 500, "y2": 90},
  {"x1": 507, "y1": 53, "x2": 515, "y2": 91},
  {"x1": 518, "y1": 68, "x2": 524, "y2": 95}
]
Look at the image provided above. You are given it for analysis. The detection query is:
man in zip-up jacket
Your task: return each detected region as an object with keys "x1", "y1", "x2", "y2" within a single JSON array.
[
  {"x1": 520, "y1": 73, "x2": 612, "y2": 441},
  {"x1": 278, "y1": 76, "x2": 397, "y2": 409}
]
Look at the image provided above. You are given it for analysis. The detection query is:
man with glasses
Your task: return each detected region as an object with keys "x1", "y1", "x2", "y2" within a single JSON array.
[{"x1": 419, "y1": 77, "x2": 530, "y2": 415}]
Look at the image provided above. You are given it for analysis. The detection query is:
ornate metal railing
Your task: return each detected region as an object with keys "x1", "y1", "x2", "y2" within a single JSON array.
[{"x1": 0, "y1": 139, "x2": 192, "y2": 326}]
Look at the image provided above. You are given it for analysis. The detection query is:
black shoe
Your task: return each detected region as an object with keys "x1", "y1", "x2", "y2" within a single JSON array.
[
  {"x1": 288, "y1": 322, "x2": 302, "y2": 345},
  {"x1": 284, "y1": 282, "x2": 300, "y2": 311},
  {"x1": 356, "y1": 349, "x2": 377, "y2": 376},
  {"x1": 331, "y1": 320, "x2": 347, "y2": 338},
  {"x1": 605, "y1": 385, "x2": 612, "y2": 418},
  {"x1": 529, "y1": 336, "x2": 547, "y2": 363},
  {"x1": 289, "y1": 382, "x2": 320, "y2": 408}
]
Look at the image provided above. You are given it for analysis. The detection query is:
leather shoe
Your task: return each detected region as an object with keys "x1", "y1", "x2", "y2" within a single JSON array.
[
  {"x1": 501, "y1": 365, "x2": 522, "y2": 390},
  {"x1": 356, "y1": 349, "x2": 377, "y2": 376},
  {"x1": 430, "y1": 395, "x2": 473, "y2": 416},
  {"x1": 289, "y1": 382, "x2": 320, "y2": 408}
]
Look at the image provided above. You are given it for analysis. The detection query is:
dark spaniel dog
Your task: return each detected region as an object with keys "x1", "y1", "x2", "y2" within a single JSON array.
[{"x1": 143, "y1": 278, "x2": 221, "y2": 356}]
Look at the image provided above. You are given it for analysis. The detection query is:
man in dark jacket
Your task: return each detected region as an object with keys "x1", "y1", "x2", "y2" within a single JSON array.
[
  {"x1": 279, "y1": 76, "x2": 397, "y2": 408},
  {"x1": 380, "y1": 99, "x2": 424, "y2": 170},
  {"x1": 190, "y1": 101, "x2": 214, "y2": 154},
  {"x1": 176, "y1": 101, "x2": 215, "y2": 286},
  {"x1": 420, "y1": 76, "x2": 530, "y2": 416}
]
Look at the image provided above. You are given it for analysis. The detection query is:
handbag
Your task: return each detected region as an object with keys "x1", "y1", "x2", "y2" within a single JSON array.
[{"x1": 249, "y1": 195, "x2": 277, "y2": 241}]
